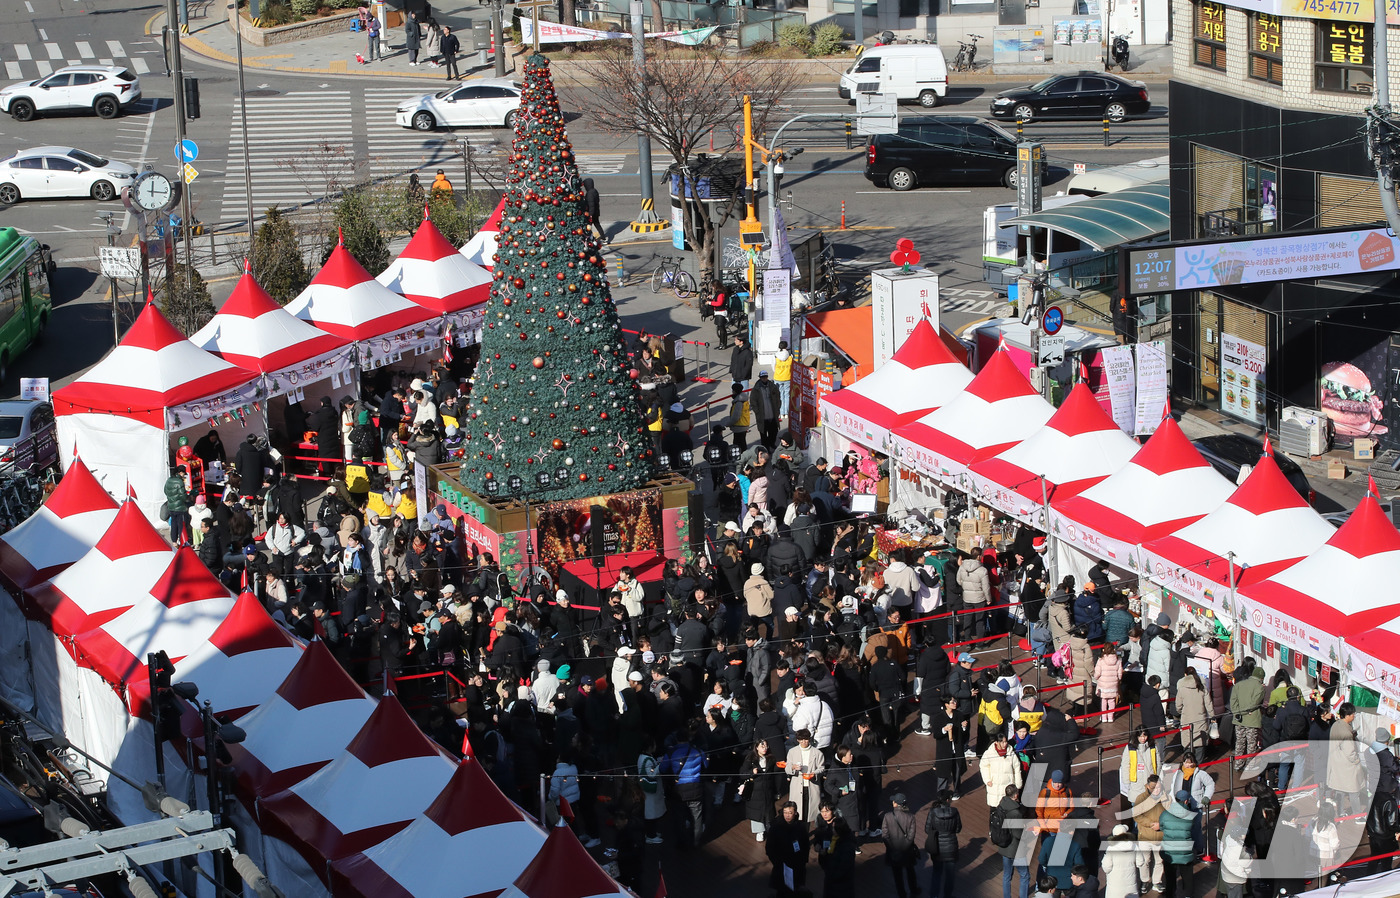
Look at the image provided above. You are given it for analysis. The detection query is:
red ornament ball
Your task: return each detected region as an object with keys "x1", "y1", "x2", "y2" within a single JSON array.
[
  {"x1": 532, "y1": 357, "x2": 545, "y2": 368},
  {"x1": 552, "y1": 438, "x2": 566, "y2": 450}
]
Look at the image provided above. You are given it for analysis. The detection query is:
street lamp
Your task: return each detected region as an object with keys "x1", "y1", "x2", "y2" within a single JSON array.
[
  {"x1": 230, "y1": 1, "x2": 255, "y2": 269},
  {"x1": 1000, "y1": 265, "x2": 1080, "y2": 401}
]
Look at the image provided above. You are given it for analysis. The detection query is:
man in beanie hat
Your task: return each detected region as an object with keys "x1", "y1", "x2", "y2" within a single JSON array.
[{"x1": 881, "y1": 792, "x2": 920, "y2": 898}]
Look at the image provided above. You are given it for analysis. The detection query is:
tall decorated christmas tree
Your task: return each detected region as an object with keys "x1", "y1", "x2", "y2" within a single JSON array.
[{"x1": 458, "y1": 53, "x2": 657, "y2": 500}]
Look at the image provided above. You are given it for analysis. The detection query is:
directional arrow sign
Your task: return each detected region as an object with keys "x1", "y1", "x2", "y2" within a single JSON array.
[{"x1": 176, "y1": 139, "x2": 199, "y2": 164}]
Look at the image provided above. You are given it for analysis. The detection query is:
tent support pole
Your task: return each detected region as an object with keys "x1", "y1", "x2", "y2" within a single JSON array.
[
  {"x1": 1039, "y1": 474, "x2": 1058, "y2": 587},
  {"x1": 1226, "y1": 550, "x2": 1241, "y2": 668}
]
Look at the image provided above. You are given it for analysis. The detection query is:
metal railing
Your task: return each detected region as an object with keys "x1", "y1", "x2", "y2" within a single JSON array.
[{"x1": 1198, "y1": 207, "x2": 1278, "y2": 238}]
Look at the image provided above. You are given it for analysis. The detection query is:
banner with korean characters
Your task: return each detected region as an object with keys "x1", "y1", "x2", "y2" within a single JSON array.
[
  {"x1": 1220, "y1": 333, "x2": 1266, "y2": 425},
  {"x1": 820, "y1": 400, "x2": 888, "y2": 452},
  {"x1": 167, "y1": 378, "x2": 267, "y2": 431},
  {"x1": 1138, "y1": 545, "x2": 1234, "y2": 612},
  {"x1": 896, "y1": 436, "x2": 970, "y2": 485},
  {"x1": 444, "y1": 307, "x2": 487, "y2": 347},
  {"x1": 1046, "y1": 507, "x2": 1147, "y2": 574},
  {"x1": 262, "y1": 346, "x2": 358, "y2": 402},
  {"x1": 1341, "y1": 640, "x2": 1400, "y2": 719},
  {"x1": 961, "y1": 467, "x2": 1047, "y2": 528},
  {"x1": 1235, "y1": 593, "x2": 1342, "y2": 668},
  {"x1": 359, "y1": 323, "x2": 444, "y2": 371}
]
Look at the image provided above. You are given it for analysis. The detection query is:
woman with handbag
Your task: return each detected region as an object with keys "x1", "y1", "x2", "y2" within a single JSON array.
[{"x1": 740, "y1": 738, "x2": 779, "y2": 841}]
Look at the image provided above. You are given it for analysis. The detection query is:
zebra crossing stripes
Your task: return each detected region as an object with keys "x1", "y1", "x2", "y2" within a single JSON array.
[
  {"x1": 362, "y1": 88, "x2": 503, "y2": 186},
  {"x1": 2, "y1": 40, "x2": 151, "y2": 80}
]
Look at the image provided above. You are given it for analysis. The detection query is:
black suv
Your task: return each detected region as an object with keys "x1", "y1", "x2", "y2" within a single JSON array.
[{"x1": 864, "y1": 116, "x2": 1034, "y2": 191}]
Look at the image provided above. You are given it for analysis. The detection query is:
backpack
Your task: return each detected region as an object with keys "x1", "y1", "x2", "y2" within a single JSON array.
[
  {"x1": 989, "y1": 805, "x2": 1012, "y2": 848},
  {"x1": 1369, "y1": 794, "x2": 1398, "y2": 836},
  {"x1": 638, "y1": 755, "x2": 659, "y2": 794},
  {"x1": 1281, "y1": 710, "x2": 1308, "y2": 741}
]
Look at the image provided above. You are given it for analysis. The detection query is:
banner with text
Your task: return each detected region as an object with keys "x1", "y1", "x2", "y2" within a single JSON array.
[
  {"x1": 521, "y1": 17, "x2": 722, "y2": 44},
  {"x1": 1133, "y1": 340, "x2": 1169, "y2": 436},
  {"x1": 1101, "y1": 345, "x2": 1136, "y2": 434}
]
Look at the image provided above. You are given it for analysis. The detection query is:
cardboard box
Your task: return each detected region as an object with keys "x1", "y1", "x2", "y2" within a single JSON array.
[
  {"x1": 1354, "y1": 438, "x2": 1375, "y2": 460},
  {"x1": 960, "y1": 519, "x2": 977, "y2": 534},
  {"x1": 933, "y1": 508, "x2": 946, "y2": 521},
  {"x1": 977, "y1": 506, "x2": 992, "y2": 522},
  {"x1": 1328, "y1": 458, "x2": 1347, "y2": 480},
  {"x1": 956, "y1": 534, "x2": 975, "y2": 554},
  {"x1": 976, "y1": 520, "x2": 992, "y2": 536}
]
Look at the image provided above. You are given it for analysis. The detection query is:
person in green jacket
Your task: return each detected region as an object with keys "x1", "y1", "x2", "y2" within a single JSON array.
[
  {"x1": 1229, "y1": 656, "x2": 1267, "y2": 772},
  {"x1": 1159, "y1": 791, "x2": 1199, "y2": 898},
  {"x1": 164, "y1": 474, "x2": 191, "y2": 544}
]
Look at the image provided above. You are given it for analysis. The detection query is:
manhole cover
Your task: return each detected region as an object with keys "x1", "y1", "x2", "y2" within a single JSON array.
[{"x1": 243, "y1": 89, "x2": 280, "y2": 97}]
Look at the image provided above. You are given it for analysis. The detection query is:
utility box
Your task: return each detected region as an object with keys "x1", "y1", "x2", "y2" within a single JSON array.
[{"x1": 470, "y1": 19, "x2": 490, "y2": 50}]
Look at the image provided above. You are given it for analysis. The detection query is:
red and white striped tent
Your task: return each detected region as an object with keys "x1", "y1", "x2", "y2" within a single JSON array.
[
  {"x1": 71, "y1": 548, "x2": 236, "y2": 700},
  {"x1": 894, "y1": 346, "x2": 1054, "y2": 483},
  {"x1": 1051, "y1": 416, "x2": 1235, "y2": 567},
  {"x1": 496, "y1": 820, "x2": 630, "y2": 898},
  {"x1": 1240, "y1": 494, "x2": 1400, "y2": 668},
  {"x1": 258, "y1": 694, "x2": 455, "y2": 868},
  {"x1": 330, "y1": 749, "x2": 546, "y2": 898},
  {"x1": 1141, "y1": 444, "x2": 1334, "y2": 612},
  {"x1": 227, "y1": 640, "x2": 374, "y2": 798},
  {"x1": 378, "y1": 211, "x2": 492, "y2": 314},
  {"x1": 286, "y1": 235, "x2": 438, "y2": 370},
  {"x1": 192, "y1": 267, "x2": 349, "y2": 374},
  {"x1": 969, "y1": 382, "x2": 1140, "y2": 525},
  {"x1": 460, "y1": 197, "x2": 504, "y2": 269},
  {"x1": 127, "y1": 590, "x2": 303, "y2": 721},
  {"x1": 0, "y1": 457, "x2": 117, "y2": 592},
  {"x1": 28, "y1": 499, "x2": 174, "y2": 637},
  {"x1": 54, "y1": 303, "x2": 254, "y2": 516},
  {"x1": 821, "y1": 318, "x2": 972, "y2": 451}
]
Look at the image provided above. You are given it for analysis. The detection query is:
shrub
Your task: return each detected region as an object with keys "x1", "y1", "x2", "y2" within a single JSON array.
[
  {"x1": 777, "y1": 21, "x2": 813, "y2": 53},
  {"x1": 746, "y1": 39, "x2": 777, "y2": 56},
  {"x1": 258, "y1": 1, "x2": 297, "y2": 25},
  {"x1": 289, "y1": 0, "x2": 318, "y2": 18},
  {"x1": 162, "y1": 266, "x2": 215, "y2": 336},
  {"x1": 251, "y1": 207, "x2": 309, "y2": 305},
  {"x1": 811, "y1": 22, "x2": 846, "y2": 55},
  {"x1": 324, "y1": 188, "x2": 389, "y2": 274}
]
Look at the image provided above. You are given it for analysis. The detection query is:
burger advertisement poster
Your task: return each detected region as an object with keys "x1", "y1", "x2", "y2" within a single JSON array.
[
  {"x1": 1221, "y1": 334, "x2": 1265, "y2": 426},
  {"x1": 1320, "y1": 356, "x2": 1388, "y2": 445}
]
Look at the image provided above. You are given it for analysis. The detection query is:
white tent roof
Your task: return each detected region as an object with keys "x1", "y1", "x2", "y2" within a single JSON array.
[
  {"x1": 460, "y1": 197, "x2": 503, "y2": 269},
  {"x1": 378, "y1": 213, "x2": 492, "y2": 314},
  {"x1": 0, "y1": 457, "x2": 118, "y2": 592},
  {"x1": 286, "y1": 237, "x2": 435, "y2": 341},
  {"x1": 192, "y1": 268, "x2": 348, "y2": 373}
]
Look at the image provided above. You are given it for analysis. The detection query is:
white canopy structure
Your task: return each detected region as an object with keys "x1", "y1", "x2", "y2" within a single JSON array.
[
  {"x1": 0, "y1": 457, "x2": 117, "y2": 593},
  {"x1": 460, "y1": 197, "x2": 503, "y2": 269}
]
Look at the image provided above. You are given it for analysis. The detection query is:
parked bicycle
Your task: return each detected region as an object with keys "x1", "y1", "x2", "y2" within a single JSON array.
[
  {"x1": 953, "y1": 34, "x2": 983, "y2": 71},
  {"x1": 649, "y1": 256, "x2": 696, "y2": 299}
]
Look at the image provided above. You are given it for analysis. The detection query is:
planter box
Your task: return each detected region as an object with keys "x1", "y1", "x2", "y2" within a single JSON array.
[{"x1": 233, "y1": 7, "x2": 360, "y2": 47}]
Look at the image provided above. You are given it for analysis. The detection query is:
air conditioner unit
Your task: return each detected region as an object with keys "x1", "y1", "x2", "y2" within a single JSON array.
[{"x1": 1279, "y1": 406, "x2": 1330, "y2": 457}]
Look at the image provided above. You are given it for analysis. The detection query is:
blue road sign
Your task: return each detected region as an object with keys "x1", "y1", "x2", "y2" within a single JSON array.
[
  {"x1": 176, "y1": 139, "x2": 199, "y2": 164},
  {"x1": 1042, "y1": 305, "x2": 1064, "y2": 335}
]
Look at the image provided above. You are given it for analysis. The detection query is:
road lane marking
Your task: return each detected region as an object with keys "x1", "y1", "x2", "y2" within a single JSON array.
[
  {"x1": 45, "y1": 43, "x2": 61, "y2": 59},
  {"x1": 13, "y1": 44, "x2": 30, "y2": 60},
  {"x1": 76, "y1": 41, "x2": 94, "y2": 58}
]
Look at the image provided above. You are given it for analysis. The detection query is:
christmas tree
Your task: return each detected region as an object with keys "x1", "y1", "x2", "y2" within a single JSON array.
[{"x1": 459, "y1": 54, "x2": 657, "y2": 501}]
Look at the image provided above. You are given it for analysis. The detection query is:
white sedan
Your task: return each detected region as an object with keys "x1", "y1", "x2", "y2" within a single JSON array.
[
  {"x1": 0, "y1": 147, "x2": 137, "y2": 204},
  {"x1": 396, "y1": 80, "x2": 521, "y2": 131}
]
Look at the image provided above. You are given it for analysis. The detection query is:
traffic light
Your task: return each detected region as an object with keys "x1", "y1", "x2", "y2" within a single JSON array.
[{"x1": 147, "y1": 651, "x2": 181, "y2": 741}]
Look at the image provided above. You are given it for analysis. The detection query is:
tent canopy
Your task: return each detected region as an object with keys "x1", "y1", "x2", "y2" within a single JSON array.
[
  {"x1": 192, "y1": 269, "x2": 348, "y2": 373},
  {"x1": 53, "y1": 303, "x2": 253, "y2": 427},
  {"x1": 286, "y1": 238, "x2": 436, "y2": 341},
  {"x1": 461, "y1": 196, "x2": 504, "y2": 269},
  {"x1": 1004, "y1": 183, "x2": 1170, "y2": 251},
  {"x1": 498, "y1": 821, "x2": 629, "y2": 898},
  {"x1": 378, "y1": 213, "x2": 492, "y2": 313},
  {"x1": 0, "y1": 457, "x2": 118, "y2": 592}
]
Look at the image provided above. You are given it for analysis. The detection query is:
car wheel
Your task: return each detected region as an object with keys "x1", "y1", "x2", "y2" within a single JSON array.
[
  {"x1": 0, "y1": 184, "x2": 19, "y2": 205},
  {"x1": 889, "y1": 167, "x2": 916, "y2": 191},
  {"x1": 1003, "y1": 167, "x2": 1019, "y2": 189},
  {"x1": 1106, "y1": 101, "x2": 1128, "y2": 123},
  {"x1": 918, "y1": 90, "x2": 939, "y2": 108},
  {"x1": 412, "y1": 111, "x2": 436, "y2": 131},
  {"x1": 1013, "y1": 103, "x2": 1034, "y2": 122},
  {"x1": 94, "y1": 96, "x2": 120, "y2": 119},
  {"x1": 9, "y1": 100, "x2": 34, "y2": 122},
  {"x1": 91, "y1": 180, "x2": 116, "y2": 202},
  {"x1": 503, "y1": 110, "x2": 517, "y2": 128}
]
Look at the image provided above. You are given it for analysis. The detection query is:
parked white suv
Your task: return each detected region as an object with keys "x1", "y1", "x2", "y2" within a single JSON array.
[{"x1": 0, "y1": 65, "x2": 142, "y2": 122}]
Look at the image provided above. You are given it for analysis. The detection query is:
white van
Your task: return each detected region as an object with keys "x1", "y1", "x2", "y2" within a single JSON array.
[
  {"x1": 838, "y1": 45, "x2": 949, "y2": 107},
  {"x1": 1063, "y1": 156, "x2": 1169, "y2": 196}
]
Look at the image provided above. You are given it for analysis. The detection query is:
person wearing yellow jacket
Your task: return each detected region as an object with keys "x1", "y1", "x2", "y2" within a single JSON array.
[
  {"x1": 773, "y1": 341, "x2": 793, "y2": 419},
  {"x1": 384, "y1": 432, "x2": 408, "y2": 485}
]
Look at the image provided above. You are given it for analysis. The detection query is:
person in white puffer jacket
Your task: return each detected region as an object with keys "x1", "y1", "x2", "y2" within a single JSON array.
[{"x1": 979, "y1": 731, "x2": 1023, "y2": 807}]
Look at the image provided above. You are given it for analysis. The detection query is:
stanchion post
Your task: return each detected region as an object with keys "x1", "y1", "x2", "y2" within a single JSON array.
[
  {"x1": 1103, "y1": 115, "x2": 1110, "y2": 147},
  {"x1": 845, "y1": 119, "x2": 853, "y2": 150},
  {"x1": 1096, "y1": 745, "x2": 1104, "y2": 805}
]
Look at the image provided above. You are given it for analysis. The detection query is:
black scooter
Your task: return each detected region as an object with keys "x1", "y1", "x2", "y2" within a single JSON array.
[{"x1": 1109, "y1": 34, "x2": 1130, "y2": 71}]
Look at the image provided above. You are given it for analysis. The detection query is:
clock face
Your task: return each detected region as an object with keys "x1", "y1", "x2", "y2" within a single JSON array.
[{"x1": 135, "y1": 173, "x2": 173, "y2": 211}]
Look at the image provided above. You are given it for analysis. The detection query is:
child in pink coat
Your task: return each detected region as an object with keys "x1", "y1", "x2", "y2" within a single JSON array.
[{"x1": 1094, "y1": 644, "x2": 1124, "y2": 724}]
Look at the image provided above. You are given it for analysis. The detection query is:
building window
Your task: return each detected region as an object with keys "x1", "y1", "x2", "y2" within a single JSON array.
[
  {"x1": 1193, "y1": 146, "x2": 1277, "y2": 236},
  {"x1": 1315, "y1": 21, "x2": 1373, "y2": 94},
  {"x1": 1317, "y1": 173, "x2": 1386, "y2": 227},
  {"x1": 1194, "y1": 1, "x2": 1228, "y2": 70},
  {"x1": 1249, "y1": 13, "x2": 1282, "y2": 83}
]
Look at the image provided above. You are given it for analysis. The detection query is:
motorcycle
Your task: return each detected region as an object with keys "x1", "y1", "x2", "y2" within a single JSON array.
[{"x1": 1109, "y1": 34, "x2": 1130, "y2": 71}]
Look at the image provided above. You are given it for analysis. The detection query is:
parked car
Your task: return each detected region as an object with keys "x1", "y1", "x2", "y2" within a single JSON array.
[
  {"x1": 0, "y1": 65, "x2": 141, "y2": 121},
  {"x1": 989, "y1": 71, "x2": 1150, "y2": 122},
  {"x1": 0, "y1": 148, "x2": 137, "y2": 204},
  {"x1": 1323, "y1": 500, "x2": 1391, "y2": 527},
  {"x1": 396, "y1": 79, "x2": 521, "y2": 131},
  {"x1": 864, "y1": 115, "x2": 1043, "y2": 191},
  {"x1": 0, "y1": 400, "x2": 57, "y2": 472},
  {"x1": 1191, "y1": 433, "x2": 1314, "y2": 505},
  {"x1": 837, "y1": 44, "x2": 949, "y2": 107}
]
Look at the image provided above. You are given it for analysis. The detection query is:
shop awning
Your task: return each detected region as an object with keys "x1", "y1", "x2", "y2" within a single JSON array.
[{"x1": 1004, "y1": 183, "x2": 1170, "y2": 251}]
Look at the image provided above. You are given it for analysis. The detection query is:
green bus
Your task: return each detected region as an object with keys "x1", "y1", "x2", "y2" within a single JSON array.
[{"x1": 0, "y1": 228, "x2": 52, "y2": 383}]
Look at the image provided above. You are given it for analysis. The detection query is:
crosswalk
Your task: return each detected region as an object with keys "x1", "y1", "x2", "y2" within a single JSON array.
[
  {"x1": 2, "y1": 40, "x2": 154, "y2": 80},
  {"x1": 363, "y1": 87, "x2": 504, "y2": 186}
]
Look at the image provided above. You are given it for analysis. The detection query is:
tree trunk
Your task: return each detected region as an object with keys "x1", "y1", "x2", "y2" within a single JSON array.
[
  {"x1": 561, "y1": 0, "x2": 576, "y2": 28},
  {"x1": 651, "y1": 0, "x2": 664, "y2": 33}
]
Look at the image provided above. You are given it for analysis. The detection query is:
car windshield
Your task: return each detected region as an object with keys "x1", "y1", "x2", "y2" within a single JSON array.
[
  {"x1": 984, "y1": 121, "x2": 1018, "y2": 142},
  {"x1": 0, "y1": 417, "x2": 24, "y2": 440},
  {"x1": 1030, "y1": 76, "x2": 1060, "y2": 92},
  {"x1": 66, "y1": 149, "x2": 107, "y2": 167},
  {"x1": 433, "y1": 89, "x2": 454, "y2": 99}
]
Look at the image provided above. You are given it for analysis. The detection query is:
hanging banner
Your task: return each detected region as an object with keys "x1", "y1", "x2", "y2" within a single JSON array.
[
  {"x1": 521, "y1": 17, "x2": 722, "y2": 45},
  {"x1": 1133, "y1": 340, "x2": 1169, "y2": 436},
  {"x1": 770, "y1": 206, "x2": 800, "y2": 275},
  {"x1": 167, "y1": 379, "x2": 266, "y2": 432},
  {"x1": 1220, "y1": 333, "x2": 1265, "y2": 425},
  {"x1": 1101, "y1": 345, "x2": 1136, "y2": 434},
  {"x1": 359, "y1": 322, "x2": 443, "y2": 371},
  {"x1": 262, "y1": 345, "x2": 358, "y2": 402},
  {"x1": 444, "y1": 307, "x2": 487, "y2": 347},
  {"x1": 792, "y1": 362, "x2": 833, "y2": 449}
]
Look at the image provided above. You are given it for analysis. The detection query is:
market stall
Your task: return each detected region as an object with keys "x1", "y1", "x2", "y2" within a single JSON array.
[
  {"x1": 0, "y1": 457, "x2": 117, "y2": 593},
  {"x1": 821, "y1": 318, "x2": 972, "y2": 454},
  {"x1": 460, "y1": 196, "x2": 504, "y2": 270},
  {"x1": 53, "y1": 302, "x2": 255, "y2": 519},
  {"x1": 968, "y1": 381, "x2": 1139, "y2": 527}
]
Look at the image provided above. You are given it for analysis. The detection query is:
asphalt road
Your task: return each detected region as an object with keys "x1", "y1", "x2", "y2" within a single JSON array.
[{"x1": 0, "y1": 3, "x2": 1172, "y2": 395}]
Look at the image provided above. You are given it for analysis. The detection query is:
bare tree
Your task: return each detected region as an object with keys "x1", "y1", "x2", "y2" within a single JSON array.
[{"x1": 571, "y1": 43, "x2": 798, "y2": 280}]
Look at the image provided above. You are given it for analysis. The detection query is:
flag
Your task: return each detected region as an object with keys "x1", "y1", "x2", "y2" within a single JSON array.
[
  {"x1": 1263, "y1": 436, "x2": 1273, "y2": 456},
  {"x1": 462, "y1": 731, "x2": 474, "y2": 759},
  {"x1": 1161, "y1": 398, "x2": 1171, "y2": 421},
  {"x1": 655, "y1": 874, "x2": 667, "y2": 898},
  {"x1": 383, "y1": 668, "x2": 397, "y2": 697},
  {"x1": 126, "y1": 478, "x2": 137, "y2": 500},
  {"x1": 1079, "y1": 361, "x2": 1090, "y2": 384},
  {"x1": 558, "y1": 795, "x2": 575, "y2": 822},
  {"x1": 997, "y1": 331, "x2": 1008, "y2": 351},
  {"x1": 1370, "y1": 474, "x2": 1380, "y2": 498}
]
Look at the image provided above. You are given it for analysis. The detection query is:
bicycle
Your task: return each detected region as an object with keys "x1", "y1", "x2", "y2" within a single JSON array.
[
  {"x1": 649, "y1": 256, "x2": 696, "y2": 299},
  {"x1": 953, "y1": 34, "x2": 983, "y2": 72}
]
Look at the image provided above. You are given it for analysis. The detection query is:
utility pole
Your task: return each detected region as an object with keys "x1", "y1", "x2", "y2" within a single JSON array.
[
  {"x1": 492, "y1": 0, "x2": 506, "y2": 76},
  {"x1": 101, "y1": 212, "x2": 121, "y2": 345},
  {"x1": 627, "y1": 0, "x2": 662, "y2": 234},
  {"x1": 1368, "y1": 5, "x2": 1400, "y2": 230},
  {"x1": 167, "y1": 0, "x2": 194, "y2": 305},
  {"x1": 232, "y1": 1, "x2": 255, "y2": 274}
]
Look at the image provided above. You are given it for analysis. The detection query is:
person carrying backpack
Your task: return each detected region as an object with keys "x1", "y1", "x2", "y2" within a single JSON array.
[
  {"x1": 880, "y1": 792, "x2": 919, "y2": 898},
  {"x1": 990, "y1": 783, "x2": 1029, "y2": 898},
  {"x1": 923, "y1": 789, "x2": 963, "y2": 898}
]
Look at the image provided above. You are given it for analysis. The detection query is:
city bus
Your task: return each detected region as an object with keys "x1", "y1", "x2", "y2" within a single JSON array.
[{"x1": 0, "y1": 228, "x2": 52, "y2": 384}]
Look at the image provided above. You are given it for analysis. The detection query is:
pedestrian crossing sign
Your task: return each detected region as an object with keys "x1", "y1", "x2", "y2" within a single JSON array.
[{"x1": 183, "y1": 163, "x2": 198, "y2": 184}]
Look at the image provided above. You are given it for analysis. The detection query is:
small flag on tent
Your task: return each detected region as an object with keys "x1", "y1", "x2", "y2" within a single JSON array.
[
  {"x1": 1263, "y1": 436, "x2": 1273, "y2": 456},
  {"x1": 1078, "y1": 361, "x2": 1090, "y2": 384},
  {"x1": 1370, "y1": 474, "x2": 1380, "y2": 498},
  {"x1": 997, "y1": 331, "x2": 1008, "y2": 351},
  {"x1": 558, "y1": 795, "x2": 575, "y2": 822},
  {"x1": 443, "y1": 324, "x2": 454, "y2": 364},
  {"x1": 655, "y1": 874, "x2": 667, "y2": 898},
  {"x1": 462, "y1": 731, "x2": 474, "y2": 759},
  {"x1": 1161, "y1": 398, "x2": 1172, "y2": 421},
  {"x1": 383, "y1": 668, "x2": 397, "y2": 697},
  {"x1": 126, "y1": 477, "x2": 137, "y2": 500}
]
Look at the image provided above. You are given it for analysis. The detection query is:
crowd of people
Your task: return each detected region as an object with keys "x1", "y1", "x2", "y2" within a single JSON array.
[{"x1": 149, "y1": 352, "x2": 1400, "y2": 898}]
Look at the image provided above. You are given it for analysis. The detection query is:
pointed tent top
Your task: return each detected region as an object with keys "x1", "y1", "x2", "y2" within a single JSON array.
[
  {"x1": 423, "y1": 756, "x2": 526, "y2": 836},
  {"x1": 1162, "y1": 398, "x2": 1172, "y2": 421},
  {"x1": 94, "y1": 500, "x2": 171, "y2": 560},
  {"x1": 510, "y1": 817, "x2": 623, "y2": 898},
  {"x1": 1370, "y1": 474, "x2": 1380, "y2": 498},
  {"x1": 1127, "y1": 415, "x2": 1212, "y2": 477},
  {"x1": 1043, "y1": 382, "x2": 1120, "y2": 437},
  {"x1": 346, "y1": 693, "x2": 443, "y2": 768},
  {"x1": 45, "y1": 458, "x2": 119, "y2": 518},
  {"x1": 423, "y1": 203, "x2": 431, "y2": 222},
  {"x1": 965, "y1": 345, "x2": 1039, "y2": 404},
  {"x1": 145, "y1": 286, "x2": 155, "y2": 306},
  {"x1": 275, "y1": 639, "x2": 365, "y2": 710},
  {"x1": 338, "y1": 226, "x2": 344, "y2": 246},
  {"x1": 1225, "y1": 453, "x2": 1312, "y2": 515},
  {"x1": 399, "y1": 214, "x2": 465, "y2": 264},
  {"x1": 209, "y1": 590, "x2": 300, "y2": 657},
  {"x1": 313, "y1": 240, "x2": 377, "y2": 290},
  {"x1": 218, "y1": 269, "x2": 282, "y2": 320},
  {"x1": 1328, "y1": 494, "x2": 1400, "y2": 559},
  {"x1": 121, "y1": 301, "x2": 199, "y2": 353},
  {"x1": 149, "y1": 547, "x2": 232, "y2": 609},
  {"x1": 889, "y1": 318, "x2": 963, "y2": 370},
  {"x1": 243, "y1": 257, "x2": 251, "y2": 274},
  {"x1": 1264, "y1": 435, "x2": 1274, "y2": 457}
]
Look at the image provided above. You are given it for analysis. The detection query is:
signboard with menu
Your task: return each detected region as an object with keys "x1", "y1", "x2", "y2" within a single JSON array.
[
  {"x1": 1133, "y1": 340, "x2": 1170, "y2": 435},
  {"x1": 1221, "y1": 333, "x2": 1266, "y2": 424},
  {"x1": 790, "y1": 362, "x2": 834, "y2": 449}
]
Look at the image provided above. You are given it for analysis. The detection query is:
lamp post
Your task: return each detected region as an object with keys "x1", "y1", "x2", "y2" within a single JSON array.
[
  {"x1": 231, "y1": 1, "x2": 255, "y2": 269},
  {"x1": 999, "y1": 264, "x2": 1079, "y2": 402}
]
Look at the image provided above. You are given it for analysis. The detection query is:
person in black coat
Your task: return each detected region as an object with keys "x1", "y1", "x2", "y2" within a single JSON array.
[
  {"x1": 378, "y1": 387, "x2": 405, "y2": 442},
  {"x1": 1139, "y1": 675, "x2": 1168, "y2": 748},
  {"x1": 233, "y1": 435, "x2": 269, "y2": 497},
  {"x1": 308, "y1": 397, "x2": 340, "y2": 467},
  {"x1": 822, "y1": 744, "x2": 863, "y2": 825},
  {"x1": 582, "y1": 178, "x2": 603, "y2": 239},
  {"x1": 731, "y1": 334, "x2": 755, "y2": 386},
  {"x1": 814, "y1": 807, "x2": 857, "y2": 898},
  {"x1": 378, "y1": 613, "x2": 413, "y2": 679},
  {"x1": 766, "y1": 802, "x2": 810, "y2": 898},
  {"x1": 751, "y1": 372, "x2": 781, "y2": 448}
]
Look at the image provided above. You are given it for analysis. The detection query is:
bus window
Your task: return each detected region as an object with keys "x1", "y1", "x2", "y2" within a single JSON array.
[
  {"x1": 0, "y1": 278, "x2": 20, "y2": 332},
  {"x1": 25, "y1": 260, "x2": 48, "y2": 311}
]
